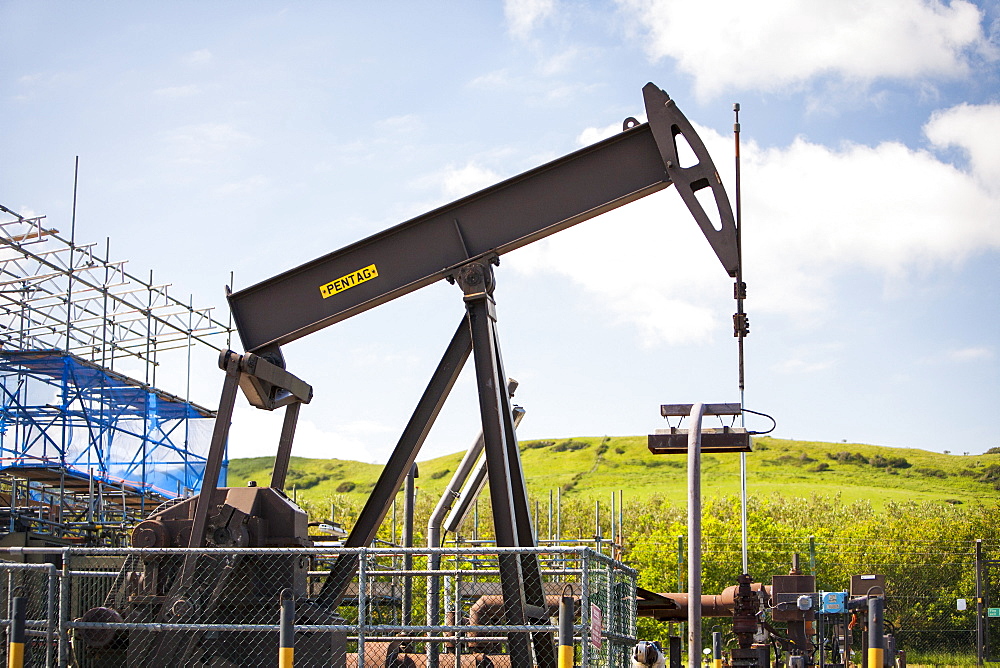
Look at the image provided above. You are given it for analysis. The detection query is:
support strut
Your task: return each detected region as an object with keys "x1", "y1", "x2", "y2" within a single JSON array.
[{"x1": 457, "y1": 257, "x2": 555, "y2": 668}]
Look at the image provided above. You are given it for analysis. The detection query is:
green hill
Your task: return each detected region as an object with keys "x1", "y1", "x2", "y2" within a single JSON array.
[{"x1": 227, "y1": 436, "x2": 1000, "y2": 510}]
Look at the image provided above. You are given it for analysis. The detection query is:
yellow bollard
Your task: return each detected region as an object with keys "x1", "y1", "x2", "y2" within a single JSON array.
[
  {"x1": 279, "y1": 588, "x2": 295, "y2": 668},
  {"x1": 711, "y1": 631, "x2": 723, "y2": 668},
  {"x1": 8, "y1": 596, "x2": 25, "y2": 668},
  {"x1": 868, "y1": 595, "x2": 885, "y2": 668},
  {"x1": 558, "y1": 588, "x2": 574, "y2": 668}
]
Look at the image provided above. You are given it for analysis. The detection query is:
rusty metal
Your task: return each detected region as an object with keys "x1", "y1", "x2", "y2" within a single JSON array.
[{"x1": 637, "y1": 582, "x2": 771, "y2": 621}]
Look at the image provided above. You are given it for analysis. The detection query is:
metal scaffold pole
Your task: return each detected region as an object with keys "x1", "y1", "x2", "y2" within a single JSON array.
[{"x1": 0, "y1": 202, "x2": 234, "y2": 543}]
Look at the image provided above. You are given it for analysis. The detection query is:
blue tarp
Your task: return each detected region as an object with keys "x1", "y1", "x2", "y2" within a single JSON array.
[{"x1": 0, "y1": 350, "x2": 220, "y2": 497}]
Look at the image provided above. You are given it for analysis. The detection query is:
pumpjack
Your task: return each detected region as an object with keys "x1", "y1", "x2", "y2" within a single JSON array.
[{"x1": 77, "y1": 83, "x2": 741, "y2": 667}]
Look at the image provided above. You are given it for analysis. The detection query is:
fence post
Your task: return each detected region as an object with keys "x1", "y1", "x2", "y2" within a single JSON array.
[
  {"x1": 868, "y1": 595, "x2": 884, "y2": 668},
  {"x1": 279, "y1": 588, "x2": 295, "y2": 668},
  {"x1": 580, "y1": 549, "x2": 590, "y2": 668},
  {"x1": 976, "y1": 538, "x2": 984, "y2": 666},
  {"x1": 9, "y1": 595, "x2": 25, "y2": 668},
  {"x1": 358, "y1": 549, "x2": 367, "y2": 668},
  {"x1": 58, "y1": 550, "x2": 70, "y2": 667},
  {"x1": 558, "y1": 587, "x2": 574, "y2": 668},
  {"x1": 46, "y1": 563, "x2": 56, "y2": 668}
]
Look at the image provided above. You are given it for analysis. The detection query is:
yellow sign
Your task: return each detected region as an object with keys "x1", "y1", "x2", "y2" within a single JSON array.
[{"x1": 320, "y1": 264, "x2": 379, "y2": 299}]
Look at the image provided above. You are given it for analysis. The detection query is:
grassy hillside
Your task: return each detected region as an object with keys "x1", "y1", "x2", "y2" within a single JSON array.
[{"x1": 227, "y1": 436, "x2": 1000, "y2": 510}]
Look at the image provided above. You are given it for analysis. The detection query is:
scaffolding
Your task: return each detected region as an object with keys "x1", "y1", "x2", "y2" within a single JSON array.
[{"x1": 0, "y1": 203, "x2": 231, "y2": 545}]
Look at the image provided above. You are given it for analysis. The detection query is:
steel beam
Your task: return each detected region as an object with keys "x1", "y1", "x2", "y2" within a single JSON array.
[
  {"x1": 462, "y1": 268, "x2": 534, "y2": 667},
  {"x1": 270, "y1": 401, "x2": 302, "y2": 490},
  {"x1": 228, "y1": 84, "x2": 738, "y2": 353},
  {"x1": 495, "y1": 331, "x2": 556, "y2": 668},
  {"x1": 187, "y1": 350, "x2": 241, "y2": 549}
]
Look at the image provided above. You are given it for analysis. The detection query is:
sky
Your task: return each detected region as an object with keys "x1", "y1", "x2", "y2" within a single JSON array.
[{"x1": 2, "y1": 0, "x2": 998, "y2": 466}]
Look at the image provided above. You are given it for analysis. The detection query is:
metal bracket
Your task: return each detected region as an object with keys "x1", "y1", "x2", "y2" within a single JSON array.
[
  {"x1": 451, "y1": 255, "x2": 498, "y2": 301},
  {"x1": 232, "y1": 349, "x2": 313, "y2": 411},
  {"x1": 649, "y1": 403, "x2": 751, "y2": 453}
]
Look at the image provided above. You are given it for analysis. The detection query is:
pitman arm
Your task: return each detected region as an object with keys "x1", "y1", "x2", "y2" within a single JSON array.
[{"x1": 227, "y1": 83, "x2": 738, "y2": 354}]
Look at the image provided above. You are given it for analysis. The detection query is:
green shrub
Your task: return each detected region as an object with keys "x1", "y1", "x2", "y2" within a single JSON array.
[
  {"x1": 978, "y1": 464, "x2": 1000, "y2": 483},
  {"x1": 828, "y1": 451, "x2": 870, "y2": 464},
  {"x1": 522, "y1": 440, "x2": 555, "y2": 449},
  {"x1": 870, "y1": 454, "x2": 910, "y2": 468},
  {"x1": 336, "y1": 481, "x2": 356, "y2": 493},
  {"x1": 552, "y1": 440, "x2": 589, "y2": 452}
]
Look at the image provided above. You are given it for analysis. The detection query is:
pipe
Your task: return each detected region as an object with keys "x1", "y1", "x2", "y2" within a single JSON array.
[
  {"x1": 468, "y1": 594, "x2": 564, "y2": 641},
  {"x1": 442, "y1": 405, "x2": 526, "y2": 535},
  {"x1": 402, "y1": 463, "x2": 417, "y2": 626},
  {"x1": 648, "y1": 583, "x2": 771, "y2": 619},
  {"x1": 688, "y1": 402, "x2": 704, "y2": 668}
]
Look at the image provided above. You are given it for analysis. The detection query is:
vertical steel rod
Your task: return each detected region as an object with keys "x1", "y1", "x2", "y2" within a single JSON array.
[
  {"x1": 688, "y1": 402, "x2": 705, "y2": 668},
  {"x1": 358, "y1": 551, "x2": 367, "y2": 667},
  {"x1": 402, "y1": 463, "x2": 417, "y2": 626},
  {"x1": 734, "y1": 103, "x2": 749, "y2": 577},
  {"x1": 976, "y1": 539, "x2": 984, "y2": 665}
]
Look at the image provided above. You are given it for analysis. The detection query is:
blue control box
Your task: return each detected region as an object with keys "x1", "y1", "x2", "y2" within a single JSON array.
[{"x1": 820, "y1": 591, "x2": 847, "y2": 614}]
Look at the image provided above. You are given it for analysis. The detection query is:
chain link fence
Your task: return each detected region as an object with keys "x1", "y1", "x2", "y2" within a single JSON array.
[{"x1": 0, "y1": 546, "x2": 635, "y2": 668}]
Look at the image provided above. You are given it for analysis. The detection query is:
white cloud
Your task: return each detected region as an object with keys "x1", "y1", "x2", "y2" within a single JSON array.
[
  {"x1": 742, "y1": 127, "x2": 1000, "y2": 316},
  {"x1": 947, "y1": 346, "x2": 995, "y2": 362},
  {"x1": 375, "y1": 114, "x2": 423, "y2": 135},
  {"x1": 505, "y1": 0, "x2": 558, "y2": 39},
  {"x1": 468, "y1": 69, "x2": 514, "y2": 90},
  {"x1": 576, "y1": 121, "x2": 628, "y2": 147},
  {"x1": 538, "y1": 47, "x2": 582, "y2": 77},
  {"x1": 925, "y1": 102, "x2": 1000, "y2": 192},
  {"x1": 216, "y1": 175, "x2": 270, "y2": 196},
  {"x1": 617, "y1": 0, "x2": 991, "y2": 98},
  {"x1": 508, "y1": 113, "x2": 1000, "y2": 345},
  {"x1": 774, "y1": 357, "x2": 836, "y2": 375},
  {"x1": 162, "y1": 123, "x2": 254, "y2": 165},
  {"x1": 184, "y1": 49, "x2": 213, "y2": 66},
  {"x1": 507, "y1": 188, "x2": 729, "y2": 346},
  {"x1": 227, "y1": 407, "x2": 396, "y2": 463},
  {"x1": 440, "y1": 163, "x2": 503, "y2": 200},
  {"x1": 153, "y1": 85, "x2": 200, "y2": 99}
]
